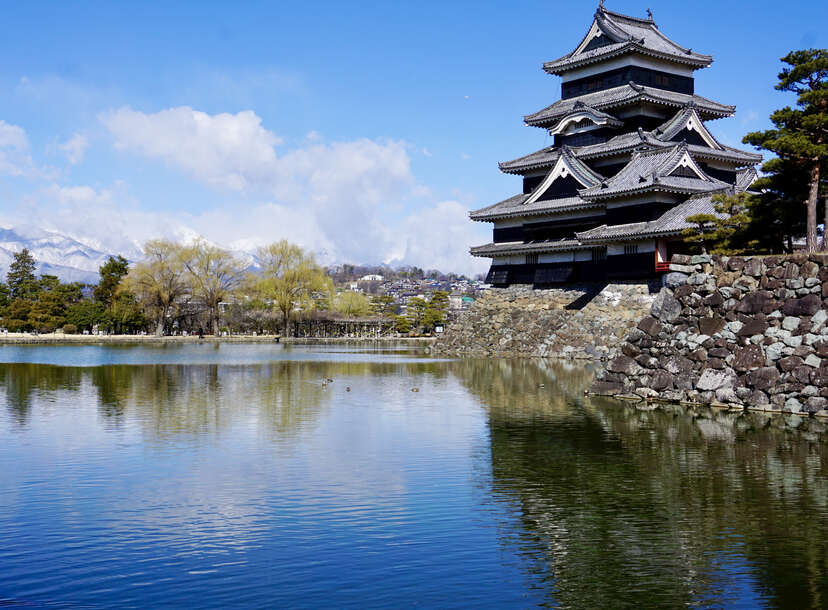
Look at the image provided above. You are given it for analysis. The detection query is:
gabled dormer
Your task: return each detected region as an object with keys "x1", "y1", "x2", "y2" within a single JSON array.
[
  {"x1": 524, "y1": 147, "x2": 603, "y2": 203},
  {"x1": 666, "y1": 148, "x2": 711, "y2": 179},
  {"x1": 580, "y1": 143, "x2": 731, "y2": 201},
  {"x1": 654, "y1": 105, "x2": 723, "y2": 149}
]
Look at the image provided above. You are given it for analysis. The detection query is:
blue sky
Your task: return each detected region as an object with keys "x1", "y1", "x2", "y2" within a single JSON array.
[{"x1": 0, "y1": 0, "x2": 825, "y2": 275}]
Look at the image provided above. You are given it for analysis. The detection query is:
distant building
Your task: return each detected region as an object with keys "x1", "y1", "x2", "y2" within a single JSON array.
[
  {"x1": 359, "y1": 274, "x2": 384, "y2": 282},
  {"x1": 470, "y1": 4, "x2": 760, "y2": 287}
]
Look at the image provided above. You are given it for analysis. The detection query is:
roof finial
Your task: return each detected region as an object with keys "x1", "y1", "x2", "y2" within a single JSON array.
[
  {"x1": 599, "y1": 0, "x2": 605, "y2": 8},
  {"x1": 647, "y1": 8, "x2": 653, "y2": 20}
]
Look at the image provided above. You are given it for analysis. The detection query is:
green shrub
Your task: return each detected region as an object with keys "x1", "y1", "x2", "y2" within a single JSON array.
[{"x1": 62, "y1": 324, "x2": 78, "y2": 335}]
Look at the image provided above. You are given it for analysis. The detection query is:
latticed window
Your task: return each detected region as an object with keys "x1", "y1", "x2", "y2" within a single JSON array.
[
  {"x1": 525, "y1": 253, "x2": 539, "y2": 265},
  {"x1": 624, "y1": 244, "x2": 639, "y2": 255},
  {"x1": 591, "y1": 247, "x2": 606, "y2": 261}
]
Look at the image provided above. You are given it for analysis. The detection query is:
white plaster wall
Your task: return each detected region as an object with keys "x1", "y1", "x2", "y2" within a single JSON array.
[{"x1": 561, "y1": 55, "x2": 695, "y2": 82}]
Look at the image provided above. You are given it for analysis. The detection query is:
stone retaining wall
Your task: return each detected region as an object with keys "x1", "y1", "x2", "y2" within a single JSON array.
[
  {"x1": 591, "y1": 253, "x2": 828, "y2": 417},
  {"x1": 433, "y1": 282, "x2": 658, "y2": 358}
]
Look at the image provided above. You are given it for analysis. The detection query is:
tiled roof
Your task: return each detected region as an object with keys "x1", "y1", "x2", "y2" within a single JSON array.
[
  {"x1": 543, "y1": 7, "x2": 713, "y2": 75},
  {"x1": 576, "y1": 193, "x2": 721, "y2": 242},
  {"x1": 499, "y1": 147, "x2": 560, "y2": 174},
  {"x1": 469, "y1": 194, "x2": 603, "y2": 222},
  {"x1": 654, "y1": 106, "x2": 720, "y2": 146},
  {"x1": 470, "y1": 239, "x2": 594, "y2": 257},
  {"x1": 546, "y1": 102, "x2": 623, "y2": 135},
  {"x1": 555, "y1": 146, "x2": 605, "y2": 188},
  {"x1": 580, "y1": 144, "x2": 732, "y2": 200},
  {"x1": 572, "y1": 126, "x2": 760, "y2": 166},
  {"x1": 524, "y1": 83, "x2": 734, "y2": 127},
  {"x1": 736, "y1": 167, "x2": 759, "y2": 191}
]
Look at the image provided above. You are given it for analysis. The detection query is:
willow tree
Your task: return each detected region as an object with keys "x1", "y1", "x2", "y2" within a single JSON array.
[
  {"x1": 335, "y1": 291, "x2": 372, "y2": 319},
  {"x1": 126, "y1": 239, "x2": 187, "y2": 336},
  {"x1": 181, "y1": 239, "x2": 243, "y2": 335},
  {"x1": 255, "y1": 241, "x2": 332, "y2": 337},
  {"x1": 744, "y1": 49, "x2": 828, "y2": 252}
]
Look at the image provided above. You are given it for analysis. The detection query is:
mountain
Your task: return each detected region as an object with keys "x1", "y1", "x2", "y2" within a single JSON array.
[
  {"x1": 0, "y1": 226, "x2": 126, "y2": 284},
  {"x1": 0, "y1": 226, "x2": 262, "y2": 285}
]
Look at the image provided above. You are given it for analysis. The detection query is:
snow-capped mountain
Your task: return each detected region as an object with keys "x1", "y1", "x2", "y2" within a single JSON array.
[
  {"x1": 0, "y1": 225, "x2": 263, "y2": 285},
  {"x1": 0, "y1": 226, "x2": 133, "y2": 284}
]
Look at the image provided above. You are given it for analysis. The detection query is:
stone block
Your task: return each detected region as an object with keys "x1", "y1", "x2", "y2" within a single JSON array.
[
  {"x1": 735, "y1": 291, "x2": 773, "y2": 314},
  {"x1": 716, "y1": 387, "x2": 741, "y2": 404},
  {"x1": 669, "y1": 264, "x2": 696, "y2": 274},
  {"x1": 782, "y1": 316, "x2": 801, "y2": 331},
  {"x1": 805, "y1": 354, "x2": 822, "y2": 368},
  {"x1": 792, "y1": 366, "x2": 812, "y2": 384},
  {"x1": 699, "y1": 316, "x2": 725, "y2": 335},
  {"x1": 621, "y1": 342, "x2": 641, "y2": 358},
  {"x1": 637, "y1": 316, "x2": 662, "y2": 337},
  {"x1": 782, "y1": 294, "x2": 821, "y2": 316},
  {"x1": 737, "y1": 319, "x2": 768, "y2": 336},
  {"x1": 650, "y1": 370, "x2": 675, "y2": 391},
  {"x1": 811, "y1": 309, "x2": 828, "y2": 332},
  {"x1": 747, "y1": 366, "x2": 780, "y2": 391},
  {"x1": 778, "y1": 356, "x2": 804, "y2": 372},
  {"x1": 651, "y1": 289, "x2": 682, "y2": 323},
  {"x1": 732, "y1": 344, "x2": 765, "y2": 372},
  {"x1": 748, "y1": 389, "x2": 770, "y2": 406},
  {"x1": 805, "y1": 397, "x2": 828, "y2": 413},
  {"x1": 608, "y1": 355, "x2": 644, "y2": 376},
  {"x1": 785, "y1": 397, "x2": 804, "y2": 413},
  {"x1": 782, "y1": 334, "x2": 803, "y2": 348},
  {"x1": 707, "y1": 358, "x2": 725, "y2": 369},
  {"x1": 697, "y1": 369, "x2": 733, "y2": 391},
  {"x1": 663, "y1": 272, "x2": 688, "y2": 289},
  {"x1": 743, "y1": 258, "x2": 765, "y2": 277}
]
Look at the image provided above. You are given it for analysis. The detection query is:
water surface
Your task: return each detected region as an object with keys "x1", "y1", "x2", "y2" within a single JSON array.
[{"x1": 1, "y1": 344, "x2": 827, "y2": 608}]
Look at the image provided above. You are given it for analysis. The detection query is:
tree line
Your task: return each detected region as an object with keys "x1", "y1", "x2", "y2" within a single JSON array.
[
  {"x1": 685, "y1": 49, "x2": 827, "y2": 254},
  {"x1": 0, "y1": 239, "x2": 449, "y2": 336}
]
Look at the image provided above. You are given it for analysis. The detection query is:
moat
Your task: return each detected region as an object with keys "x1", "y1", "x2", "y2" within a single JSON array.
[{"x1": 2, "y1": 344, "x2": 828, "y2": 607}]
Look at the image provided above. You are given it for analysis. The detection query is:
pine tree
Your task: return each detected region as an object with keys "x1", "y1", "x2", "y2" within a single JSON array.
[
  {"x1": 7, "y1": 248, "x2": 37, "y2": 300},
  {"x1": 744, "y1": 49, "x2": 828, "y2": 252},
  {"x1": 94, "y1": 255, "x2": 130, "y2": 307}
]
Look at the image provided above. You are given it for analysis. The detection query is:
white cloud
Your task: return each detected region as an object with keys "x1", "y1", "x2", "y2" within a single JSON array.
[
  {"x1": 59, "y1": 133, "x2": 89, "y2": 164},
  {"x1": 395, "y1": 200, "x2": 489, "y2": 275},
  {"x1": 0, "y1": 106, "x2": 488, "y2": 275},
  {"x1": 101, "y1": 106, "x2": 283, "y2": 190},
  {"x1": 0, "y1": 120, "x2": 34, "y2": 176}
]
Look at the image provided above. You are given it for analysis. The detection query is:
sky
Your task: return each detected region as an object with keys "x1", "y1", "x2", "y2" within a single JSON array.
[{"x1": 0, "y1": 0, "x2": 826, "y2": 276}]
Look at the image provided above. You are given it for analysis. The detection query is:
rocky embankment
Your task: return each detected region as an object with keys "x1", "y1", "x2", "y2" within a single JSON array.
[
  {"x1": 433, "y1": 282, "x2": 657, "y2": 358},
  {"x1": 592, "y1": 253, "x2": 828, "y2": 416}
]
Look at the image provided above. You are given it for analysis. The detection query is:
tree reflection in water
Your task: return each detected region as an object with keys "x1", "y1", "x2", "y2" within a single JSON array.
[
  {"x1": 453, "y1": 358, "x2": 828, "y2": 608},
  {"x1": 3, "y1": 354, "x2": 827, "y2": 607}
]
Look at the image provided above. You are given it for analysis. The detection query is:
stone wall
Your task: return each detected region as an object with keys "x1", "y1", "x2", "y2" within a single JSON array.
[
  {"x1": 433, "y1": 282, "x2": 658, "y2": 358},
  {"x1": 592, "y1": 253, "x2": 828, "y2": 417}
]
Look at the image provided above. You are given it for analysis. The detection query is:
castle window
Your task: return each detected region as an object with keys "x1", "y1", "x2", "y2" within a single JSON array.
[
  {"x1": 525, "y1": 253, "x2": 539, "y2": 265},
  {"x1": 624, "y1": 244, "x2": 639, "y2": 255},
  {"x1": 591, "y1": 247, "x2": 606, "y2": 261}
]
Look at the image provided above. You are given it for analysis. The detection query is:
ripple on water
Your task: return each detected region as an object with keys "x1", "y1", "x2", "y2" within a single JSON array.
[{"x1": 1, "y1": 346, "x2": 827, "y2": 607}]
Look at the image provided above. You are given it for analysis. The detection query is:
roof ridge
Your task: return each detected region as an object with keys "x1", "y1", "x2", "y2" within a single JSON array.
[{"x1": 598, "y1": 6, "x2": 654, "y2": 26}]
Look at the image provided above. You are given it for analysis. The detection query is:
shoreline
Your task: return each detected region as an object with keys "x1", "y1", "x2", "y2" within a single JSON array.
[{"x1": 0, "y1": 333, "x2": 436, "y2": 346}]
